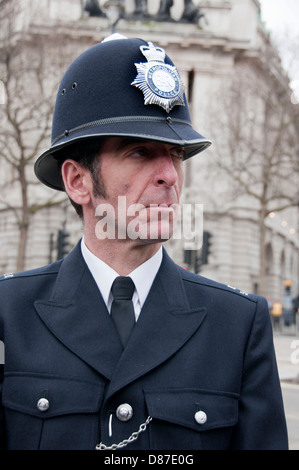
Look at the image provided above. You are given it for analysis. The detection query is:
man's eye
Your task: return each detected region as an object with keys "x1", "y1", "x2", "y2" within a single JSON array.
[
  {"x1": 171, "y1": 148, "x2": 185, "y2": 160},
  {"x1": 131, "y1": 148, "x2": 147, "y2": 157}
]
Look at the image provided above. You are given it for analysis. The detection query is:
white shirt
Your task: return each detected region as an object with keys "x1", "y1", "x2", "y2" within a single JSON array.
[{"x1": 80, "y1": 239, "x2": 163, "y2": 321}]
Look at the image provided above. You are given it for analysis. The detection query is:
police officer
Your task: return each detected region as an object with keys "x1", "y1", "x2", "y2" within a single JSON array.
[{"x1": 0, "y1": 34, "x2": 288, "y2": 450}]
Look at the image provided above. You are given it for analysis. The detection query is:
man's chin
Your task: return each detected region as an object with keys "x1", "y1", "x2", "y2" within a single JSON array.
[
  {"x1": 126, "y1": 217, "x2": 175, "y2": 241},
  {"x1": 136, "y1": 234, "x2": 173, "y2": 245}
]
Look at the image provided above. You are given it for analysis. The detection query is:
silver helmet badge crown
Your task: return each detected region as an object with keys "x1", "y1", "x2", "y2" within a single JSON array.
[{"x1": 131, "y1": 42, "x2": 185, "y2": 113}]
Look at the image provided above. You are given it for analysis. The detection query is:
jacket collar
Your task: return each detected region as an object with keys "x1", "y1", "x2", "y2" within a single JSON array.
[{"x1": 34, "y1": 242, "x2": 207, "y2": 395}]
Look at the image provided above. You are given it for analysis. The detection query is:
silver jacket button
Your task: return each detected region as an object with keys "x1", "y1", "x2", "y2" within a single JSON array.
[
  {"x1": 194, "y1": 410, "x2": 207, "y2": 424},
  {"x1": 116, "y1": 403, "x2": 133, "y2": 422},
  {"x1": 37, "y1": 398, "x2": 50, "y2": 412}
]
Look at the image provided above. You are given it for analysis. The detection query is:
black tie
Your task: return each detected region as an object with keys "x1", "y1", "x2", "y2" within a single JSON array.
[{"x1": 111, "y1": 276, "x2": 135, "y2": 348}]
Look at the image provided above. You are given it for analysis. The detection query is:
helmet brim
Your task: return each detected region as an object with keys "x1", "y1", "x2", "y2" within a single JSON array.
[{"x1": 34, "y1": 117, "x2": 211, "y2": 191}]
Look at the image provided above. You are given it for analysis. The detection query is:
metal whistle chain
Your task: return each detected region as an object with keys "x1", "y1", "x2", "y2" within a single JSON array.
[{"x1": 96, "y1": 416, "x2": 152, "y2": 450}]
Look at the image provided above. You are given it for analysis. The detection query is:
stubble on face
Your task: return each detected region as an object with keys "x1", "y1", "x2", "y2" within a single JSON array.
[
  {"x1": 90, "y1": 158, "x2": 107, "y2": 201},
  {"x1": 90, "y1": 138, "x2": 183, "y2": 245}
]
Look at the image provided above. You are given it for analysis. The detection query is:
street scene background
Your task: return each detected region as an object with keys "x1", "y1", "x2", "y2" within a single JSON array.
[{"x1": 0, "y1": 0, "x2": 299, "y2": 450}]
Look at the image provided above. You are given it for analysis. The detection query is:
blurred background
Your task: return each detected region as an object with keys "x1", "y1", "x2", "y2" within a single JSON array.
[
  {"x1": 1, "y1": 0, "x2": 298, "y2": 303},
  {"x1": 0, "y1": 0, "x2": 298, "y2": 447}
]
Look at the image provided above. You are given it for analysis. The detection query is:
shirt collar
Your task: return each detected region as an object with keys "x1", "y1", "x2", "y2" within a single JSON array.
[{"x1": 81, "y1": 238, "x2": 163, "y2": 311}]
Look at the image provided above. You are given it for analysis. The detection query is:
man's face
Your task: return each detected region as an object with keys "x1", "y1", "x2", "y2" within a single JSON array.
[{"x1": 91, "y1": 137, "x2": 184, "y2": 244}]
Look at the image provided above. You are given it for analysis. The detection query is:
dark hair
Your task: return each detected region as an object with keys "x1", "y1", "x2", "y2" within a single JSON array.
[{"x1": 56, "y1": 139, "x2": 106, "y2": 218}]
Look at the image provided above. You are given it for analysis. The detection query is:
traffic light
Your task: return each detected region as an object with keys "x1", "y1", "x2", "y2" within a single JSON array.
[
  {"x1": 57, "y1": 229, "x2": 70, "y2": 259},
  {"x1": 201, "y1": 231, "x2": 212, "y2": 265},
  {"x1": 184, "y1": 249, "x2": 193, "y2": 265},
  {"x1": 194, "y1": 255, "x2": 202, "y2": 274}
]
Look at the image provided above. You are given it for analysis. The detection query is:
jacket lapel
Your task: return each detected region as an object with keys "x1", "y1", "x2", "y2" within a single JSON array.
[
  {"x1": 106, "y1": 250, "x2": 207, "y2": 398},
  {"x1": 34, "y1": 245, "x2": 207, "y2": 390},
  {"x1": 34, "y1": 243, "x2": 123, "y2": 380}
]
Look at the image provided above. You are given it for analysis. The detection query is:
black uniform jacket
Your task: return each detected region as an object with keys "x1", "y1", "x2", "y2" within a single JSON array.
[{"x1": 0, "y1": 243, "x2": 288, "y2": 450}]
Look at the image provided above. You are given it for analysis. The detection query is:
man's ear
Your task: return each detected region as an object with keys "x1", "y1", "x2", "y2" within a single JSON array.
[{"x1": 61, "y1": 159, "x2": 92, "y2": 206}]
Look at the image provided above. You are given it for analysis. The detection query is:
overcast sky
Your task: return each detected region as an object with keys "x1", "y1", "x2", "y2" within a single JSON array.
[
  {"x1": 259, "y1": 0, "x2": 299, "y2": 36},
  {"x1": 259, "y1": 0, "x2": 299, "y2": 96}
]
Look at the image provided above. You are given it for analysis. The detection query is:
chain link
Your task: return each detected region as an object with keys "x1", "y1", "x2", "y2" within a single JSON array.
[{"x1": 96, "y1": 416, "x2": 152, "y2": 450}]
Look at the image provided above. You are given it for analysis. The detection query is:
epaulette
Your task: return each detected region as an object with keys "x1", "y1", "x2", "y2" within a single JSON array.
[
  {"x1": 0, "y1": 261, "x2": 61, "y2": 282},
  {"x1": 226, "y1": 284, "x2": 249, "y2": 296},
  {"x1": 0, "y1": 273, "x2": 15, "y2": 281},
  {"x1": 180, "y1": 266, "x2": 257, "y2": 301}
]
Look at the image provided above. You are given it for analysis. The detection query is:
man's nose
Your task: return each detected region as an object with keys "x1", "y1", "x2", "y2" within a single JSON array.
[{"x1": 153, "y1": 155, "x2": 179, "y2": 187}]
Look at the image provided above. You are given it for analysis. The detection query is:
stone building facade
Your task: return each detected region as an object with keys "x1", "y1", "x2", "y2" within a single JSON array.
[{"x1": 0, "y1": 0, "x2": 298, "y2": 302}]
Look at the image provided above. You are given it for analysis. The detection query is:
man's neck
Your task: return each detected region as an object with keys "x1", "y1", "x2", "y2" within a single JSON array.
[{"x1": 83, "y1": 234, "x2": 162, "y2": 276}]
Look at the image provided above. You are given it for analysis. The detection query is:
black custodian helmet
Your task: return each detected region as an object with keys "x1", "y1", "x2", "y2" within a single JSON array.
[{"x1": 34, "y1": 34, "x2": 211, "y2": 191}]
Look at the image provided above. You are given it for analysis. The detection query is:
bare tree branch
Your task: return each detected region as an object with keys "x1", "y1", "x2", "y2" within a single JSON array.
[
  {"x1": 208, "y1": 60, "x2": 299, "y2": 295},
  {"x1": 0, "y1": 2, "x2": 65, "y2": 271}
]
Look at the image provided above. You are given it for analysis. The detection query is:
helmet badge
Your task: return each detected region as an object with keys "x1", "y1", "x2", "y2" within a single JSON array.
[{"x1": 131, "y1": 42, "x2": 185, "y2": 113}]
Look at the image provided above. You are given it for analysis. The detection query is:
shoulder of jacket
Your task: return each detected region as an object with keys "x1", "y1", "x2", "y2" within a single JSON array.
[
  {"x1": 178, "y1": 265, "x2": 259, "y2": 303},
  {"x1": 0, "y1": 260, "x2": 62, "y2": 283}
]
